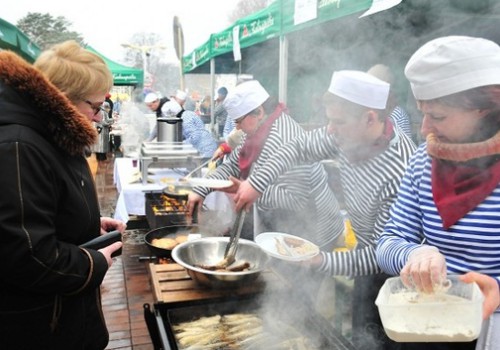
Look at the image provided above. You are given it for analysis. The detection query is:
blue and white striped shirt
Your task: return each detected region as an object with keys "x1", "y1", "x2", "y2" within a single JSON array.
[
  {"x1": 376, "y1": 143, "x2": 500, "y2": 285},
  {"x1": 181, "y1": 110, "x2": 218, "y2": 158}
]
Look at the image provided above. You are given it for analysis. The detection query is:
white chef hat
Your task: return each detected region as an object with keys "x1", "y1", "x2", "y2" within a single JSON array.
[
  {"x1": 328, "y1": 70, "x2": 390, "y2": 109},
  {"x1": 223, "y1": 80, "x2": 270, "y2": 120},
  {"x1": 175, "y1": 90, "x2": 187, "y2": 101},
  {"x1": 405, "y1": 36, "x2": 500, "y2": 100},
  {"x1": 144, "y1": 92, "x2": 159, "y2": 103},
  {"x1": 161, "y1": 100, "x2": 182, "y2": 117}
]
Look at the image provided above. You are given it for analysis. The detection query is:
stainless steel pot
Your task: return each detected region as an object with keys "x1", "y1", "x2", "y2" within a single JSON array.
[
  {"x1": 157, "y1": 117, "x2": 182, "y2": 142},
  {"x1": 171, "y1": 237, "x2": 269, "y2": 289}
]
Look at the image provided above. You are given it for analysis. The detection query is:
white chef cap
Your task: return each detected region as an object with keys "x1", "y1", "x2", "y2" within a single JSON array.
[
  {"x1": 405, "y1": 36, "x2": 500, "y2": 100},
  {"x1": 223, "y1": 80, "x2": 270, "y2": 120},
  {"x1": 161, "y1": 100, "x2": 182, "y2": 117},
  {"x1": 144, "y1": 92, "x2": 159, "y2": 103},
  {"x1": 328, "y1": 70, "x2": 390, "y2": 109},
  {"x1": 175, "y1": 90, "x2": 187, "y2": 101}
]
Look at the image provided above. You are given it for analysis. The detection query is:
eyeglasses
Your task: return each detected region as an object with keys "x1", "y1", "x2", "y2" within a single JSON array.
[
  {"x1": 234, "y1": 114, "x2": 248, "y2": 124},
  {"x1": 84, "y1": 100, "x2": 103, "y2": 116}
]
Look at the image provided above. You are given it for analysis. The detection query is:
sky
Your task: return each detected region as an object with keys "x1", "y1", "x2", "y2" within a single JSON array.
[{"x1": 2, "y1": 0, "x2": 237, "y2": 64}]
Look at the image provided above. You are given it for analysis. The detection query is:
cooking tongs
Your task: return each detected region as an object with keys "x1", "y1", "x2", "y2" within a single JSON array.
[{"x1": 220, "y1": 210, "x2": 246, "y2": 267}]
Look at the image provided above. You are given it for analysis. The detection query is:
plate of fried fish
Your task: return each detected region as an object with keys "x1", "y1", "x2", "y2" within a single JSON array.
[{"x1": 255, "y1": 232, "x2": 319, "y2": 261}]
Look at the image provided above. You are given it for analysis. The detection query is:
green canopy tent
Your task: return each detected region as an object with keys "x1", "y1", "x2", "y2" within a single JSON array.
[
  {"x1": 182, "y1": 0, "x2": 374, "y2": 74},
  {"x1": 86, "y1": 46, "x2": 144, "y2": 86},
  {"x1": 0, "y1": 17, "x2": 41, "y2": 63},
  {"x1": 181, "y1": 0, "x2": 376, "y2": 129}
]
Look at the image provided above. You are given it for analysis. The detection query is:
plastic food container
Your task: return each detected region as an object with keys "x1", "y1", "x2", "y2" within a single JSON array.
[{"x1": 375, "y1": 275, "x2": 484, "y2": 342}]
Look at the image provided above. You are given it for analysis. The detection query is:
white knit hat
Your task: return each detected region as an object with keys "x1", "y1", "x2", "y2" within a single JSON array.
[
  {"x1": 144, "y1": 92, "x2": 159, "y2": 103},
  {"x1": 161, "y1": 100, "x2": 182, "y2": 117},
  {"x1": 223, "y1": 80, "x2": 270, "y2": 120},
  {"x1": 405, "y1": 36, "x2": 500, "y2": 100},
  {"x1": 328, "y1": 70, "x2": 390, "y2": 109}
]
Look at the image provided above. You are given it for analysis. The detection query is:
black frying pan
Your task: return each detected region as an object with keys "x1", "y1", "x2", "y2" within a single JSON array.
[
  {"x1": 162, "y1": 183, "x2": 192, "y2": 200},
  {"x1": 144, "y1": 225, "x2": 199, "y2": 258}
]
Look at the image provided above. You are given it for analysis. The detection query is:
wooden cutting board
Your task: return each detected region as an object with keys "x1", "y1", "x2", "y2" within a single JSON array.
[{"x1": 148, "y1": 263, "x2": 284, "y2": 304}]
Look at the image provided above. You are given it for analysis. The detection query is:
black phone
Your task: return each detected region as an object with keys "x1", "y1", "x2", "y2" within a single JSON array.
[{"x1": 80, "y1": 230, "x2": 122, "y2": 257}]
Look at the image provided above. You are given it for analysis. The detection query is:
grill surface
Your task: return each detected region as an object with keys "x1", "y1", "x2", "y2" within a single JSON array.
[
  {"x1": 146, "y1": 262, "x2": 356, "y2": 350},
  {"x1": 160, "y1": 291, "x2": 356, "y2": 350},
  {"x1": 145, "y1": 192, "x2": 188, "y2": 229}
]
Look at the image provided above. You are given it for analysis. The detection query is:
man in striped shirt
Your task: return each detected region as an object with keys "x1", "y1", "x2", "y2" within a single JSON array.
[
  {"x1": 234, "y1": 70, "x2": 416, "y2": 350},
  {"x1": 376, "y1": 36, "x2": 500, "y2": 350},
  {"x1": 187, "y1": 80, "x2": 344, "y2": 250}
]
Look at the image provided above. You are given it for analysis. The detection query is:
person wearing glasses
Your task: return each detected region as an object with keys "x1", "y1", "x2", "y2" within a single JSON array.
[
  {"x1": 187, "y1": 80, "x2": 344, "y2": 253},
  {"x1": 0, "y1": 40, "x2": 125, "y2": 349},
  {"x1": 376, "y1": 36, "x2": 500, "y2": 350}
]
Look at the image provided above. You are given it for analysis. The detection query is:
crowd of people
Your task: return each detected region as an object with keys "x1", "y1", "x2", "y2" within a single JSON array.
[
  {"x1": 186, "y1": 36, "x2": 500, "y2": 350},
  {"x1": 1, "y1": 33, "x2": 499, "y2": 350}
]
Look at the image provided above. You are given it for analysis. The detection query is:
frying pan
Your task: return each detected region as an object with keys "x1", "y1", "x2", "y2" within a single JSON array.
[
  {"x1": 144, "y1": 225, "x2": 200, "y2": 258},
  {"x1": 162, "y1": 183, "x2": 192, "y2": 200}
]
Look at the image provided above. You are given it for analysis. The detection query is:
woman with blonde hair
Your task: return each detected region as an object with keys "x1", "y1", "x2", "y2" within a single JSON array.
[{"x1": 0, "y1": 40, "x2": 125, "y2": 349}]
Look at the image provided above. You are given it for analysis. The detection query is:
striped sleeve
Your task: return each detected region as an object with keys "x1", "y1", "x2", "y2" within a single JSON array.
[
  {"x1": 390, "y1": 106, "x2": 412, "y2": 139},
  {"x1": 248, "y1": 127, "x2": 338, "y2": 194}
]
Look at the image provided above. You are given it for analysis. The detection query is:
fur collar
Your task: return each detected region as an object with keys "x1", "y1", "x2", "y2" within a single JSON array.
[{"x1": 0, "y1": 51, "x2": 97, "y2": 156}]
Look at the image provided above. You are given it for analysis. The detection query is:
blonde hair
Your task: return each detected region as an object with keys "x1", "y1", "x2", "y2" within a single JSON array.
[{"x1": 34, "y1": 40, "x2": 113, "y2": 103}]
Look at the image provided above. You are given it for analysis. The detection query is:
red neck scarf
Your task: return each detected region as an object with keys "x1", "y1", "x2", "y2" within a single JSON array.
[
  {"x1": 239, "y1": 103, "x2": 287, "y2": 179},
  {"x1": 432, "y1": 158, "x2": 500, "y2": 229}
]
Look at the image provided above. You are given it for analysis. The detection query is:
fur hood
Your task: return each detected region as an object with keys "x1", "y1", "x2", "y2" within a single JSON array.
[{"x1": 0, "y1": 51, "x2": 97, "y2": 156}]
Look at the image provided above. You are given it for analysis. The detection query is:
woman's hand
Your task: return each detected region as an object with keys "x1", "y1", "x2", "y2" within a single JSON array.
[
  {"x1": 99, "y1": 241, "x2": 123, "y2": 267},
  {"x1": 460, "y1": 272, "x2": 500, "y2": 319},
  {"x1": 234, "y1": 179, "x2": 261, "y2": 212},
  {"x1": 100, "y1": 217, "x2": 126, "y2": 235},
  {"x1": 212, "y1": 143, "x2": 232, "y2": 161},
  {"x1": 212, "y1": 147, "x2": 226, "y2": 161},
  {"x1": 400, "y1": 245, "x2": 447, "y2": 293}
]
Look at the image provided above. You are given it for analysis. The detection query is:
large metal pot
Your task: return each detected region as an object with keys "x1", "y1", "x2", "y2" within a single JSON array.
[
  {"x1": 171, "y1": 237, "x2": 270, "y2": 289},
  {"x1": 157, "y1": 117, "x2": 182, "y2": 142}
]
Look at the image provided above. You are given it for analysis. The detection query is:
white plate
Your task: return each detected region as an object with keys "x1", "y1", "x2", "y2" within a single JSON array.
[
  {"x1": 254, "y1": 232, "x2": 319, "y2": 261},
  {"x1": 187, "y1": 178, "x2": 233, "y2": 189}
]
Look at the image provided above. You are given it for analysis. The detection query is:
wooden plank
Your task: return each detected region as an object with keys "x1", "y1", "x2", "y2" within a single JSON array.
[
  {"x1": 147, "y1": 263, "x2": 164, "y2": 302},
  {"x1": 156, "y1": 270, "x2": 190, "y2": 281},
  {"x1": 149, "y1": 262, "x2": 286, "y2": 304}
]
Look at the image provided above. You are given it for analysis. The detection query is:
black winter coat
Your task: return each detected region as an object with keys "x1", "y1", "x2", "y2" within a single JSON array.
[{"x1": 0, "y1": 52, "x2": 110, "y2": 349}]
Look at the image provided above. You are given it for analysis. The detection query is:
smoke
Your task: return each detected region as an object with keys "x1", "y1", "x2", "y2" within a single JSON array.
[
  {"x1": 114, "y1": 101, "x2": 152, "y2": 156},
  {"x1": 227, "y1": 0, "x2": 500, "y2": 127}
]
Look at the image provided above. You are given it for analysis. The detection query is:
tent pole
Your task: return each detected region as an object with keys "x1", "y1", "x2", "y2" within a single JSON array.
[
  {"x1": 178, "y1": 28, "x2": 185, "y2": 91},
  {"x1": 210, "y1": 58, "x2": 217, "y2": 138},
  {"x1": 278, "y1": 35, "x2": 288, "y2": 104}
]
